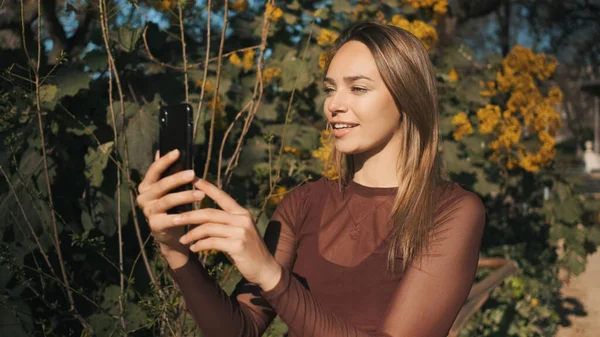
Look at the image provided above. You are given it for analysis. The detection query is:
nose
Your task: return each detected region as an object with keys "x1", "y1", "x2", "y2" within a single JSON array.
[{"x1": 326, "y1": 91, "x2": 348, "y2": 116}]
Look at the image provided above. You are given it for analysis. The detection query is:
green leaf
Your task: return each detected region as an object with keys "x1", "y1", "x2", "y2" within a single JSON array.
[
  {"x1": 83, "y1": 50, "x2": 108, "y2": 71},
  {"x1": 84, "y1": 141, "x2": 114, "y2": 188},
  {"x1": 332, "y1": 0, "x2": 352, "y2": 13},
  {"x1": 587, "y1": 226, "x2": 600, "y2": 245},
  {"x1": 66, "y1": 124, "x2": 97, "y2": 136},
  {"x1": 39, "y1": 85, "x2": 58, "y2": 103},
  {"x1": 564, "y1": 251, "x2": 586, "y2": 275},
  {"x1": 105, "y1": 101, "x2": 137, "y2": 132},
  {"x1": 286, "y1": 0, "x2": 301, "y2": 10},
  {"x1": 122, "y1": 98, "x2": 160, "y2": 175},
  {"x1": 554, "y1": 197, "x2": 582, "y2": 224},
  {"x1": 42, "y1": 67, "x2": 91, "y2": 109},
  {"x1": 88, "y1": 191, "x2": 118, "y2": 237},
  {"x1": 111, "y1": 25, "x2": 141, "y2": 53},
  {"x1": 51, "y1": 67, "x2": 91, "y2": 98},
  {"x1": 283, "y1": 13, "x2": 298, "y2": 25},
  {"x1": 256, "y1": 102, "x2": 279, "y2": 121},
  {"x1": 235, "y1": 136, "x2": 269, "y2": 176}
]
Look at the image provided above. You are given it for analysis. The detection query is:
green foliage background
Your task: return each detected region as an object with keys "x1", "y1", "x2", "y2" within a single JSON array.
[{"x1": 1, "y1": 0, "x2": 599, "y2": 336}]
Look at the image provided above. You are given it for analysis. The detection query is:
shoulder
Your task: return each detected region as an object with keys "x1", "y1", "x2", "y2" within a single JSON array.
[
  {"x1": 276, "y1": 176, "x2": 329, "y2": 211},
  {"x1": 435, "y1": 183, "x2": 486, "y2": 232},
  {"x1": 283, "y1": 176, "x2": 328, "y2": 200}
]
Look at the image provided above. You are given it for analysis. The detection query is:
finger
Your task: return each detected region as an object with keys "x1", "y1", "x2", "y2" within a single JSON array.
[
  {"x1": 138, "y1": 169, "x2": 196, "y2": 206},
  {"x1": 155, "y1": 150, "x2": 160, "y2": 162},
  {"x1": 192, "y1": 178, "x2": 247, "y2": 215},
  {"x1": 172, "y1": 208, "x2": 241, "y2": 227},
  {"x1": 190, "y1": 237, "x2": 237, "y2": 253},
  {"x1": 147, "y1": 213, "x2": 172, "y2": 232},
  {"x1": 152, "y1": 190, "x2": 205, "y2": 214},
  {"x1": 139, "y1": 149, "x2": 180, "y2": 193},
  {"x1": 179, "y1": 222, "x2": 243, "y2": 245}
]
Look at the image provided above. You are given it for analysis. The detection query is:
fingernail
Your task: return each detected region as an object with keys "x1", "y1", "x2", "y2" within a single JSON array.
[
  {"x1": 173, "y1": 216, "x2": 182, "y2": 223},
  {"x1": 179, "y1": 235, "x2": 187, "y2": 244},
  {"x1": 183, "y1": 170, "x2": 194, "y2": 179},
  {"x1": 193, "y1": 191, "x2": 203, "y2": 198},
  {"x1": 170, "y1": 149, "x2": 179, "y2": 158}
]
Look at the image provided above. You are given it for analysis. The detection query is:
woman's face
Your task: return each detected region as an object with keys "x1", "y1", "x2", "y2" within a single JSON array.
[{"x1": 323, "y1": 40, "x2": 401, "y2": 155}]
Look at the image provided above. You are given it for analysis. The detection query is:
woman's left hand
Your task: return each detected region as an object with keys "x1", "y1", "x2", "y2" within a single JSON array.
[{"x1": 174, "y1": 177, "x2": 283, "y2": 291}]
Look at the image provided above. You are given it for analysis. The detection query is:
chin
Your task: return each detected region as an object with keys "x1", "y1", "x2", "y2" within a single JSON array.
[{"x1": 333, "y1": 143, "x2": 363, "y2": 155}]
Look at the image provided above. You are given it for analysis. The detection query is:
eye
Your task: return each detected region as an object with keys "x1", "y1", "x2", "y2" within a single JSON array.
[
  {"x1": 351, "y1": 87, "x2": 367, "y2": 93},
  {"x1": 323, "y1": 87, "x2": 335, "y2": 94}
]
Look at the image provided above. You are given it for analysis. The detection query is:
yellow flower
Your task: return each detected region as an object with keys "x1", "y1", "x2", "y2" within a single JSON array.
[
  {"x1": 451, "y1": 112, "x2": 473, "y2": 141},
  {"x1": 230, "y1": 0, "x2": 248, "y2": 11},
  {"x1": 433, "y1": 0, "x2": 448, "y2": 15},
  {"x1": 312, "y1": 129, "x2": 339, "y2": 179},
  {"x1": 352, "y1": 4, "x2": 366, "y2": 20},
  {"x1": 262, "y1": 67, "x2": 282, "y2": 84},
  {"x1": 390, "y1": 15, "x2": 438, "y2": 50},
  {"x1": 531, "y1": 298, "x2": 539, "y2": 307},
  {"x1": 243, "y1": 49, "x2": 255, "y2": 72},
  {"x1": 477, "y1": 105, "x2": 502, "y2": 134},
  {"x1": 318, "y1": 52, "x2": 329, "y2": 71},
  {"x1": 480, "y1": 81, "x2": 497, "y2": 97},
  {"x1": 266, "y1": 3, "x2": 283, "y2": 22},
  {"x1": 546, "y1": 86, "x2": 563, "y2": 105},
  {"x1": 317, "y1": 29, "x2": 339, "y2": 46},
  {"x1": 155, "y1": 0, "x2": 176, "y2": 12},
  {"x1": 268, "y1": 186, "x2": 288, "y2": 207},
  {"x1": 229, "y1": 53, "x2": 242, "y2": 67},
  {"x1": 476, "y1": 45, "x2": 562, "y2": 172},
  {"x1": 283, "y1": 146, "x2": 300, "y2": 156},
  {"x1": 195, "y1": 79, "x2": 214, "y2": 93},
  {"x1": 448, "y1": 68, "x2": 458, "y2": 82},
  {"x1": 405, "y1": 0, "x2": 448, "y2": 15},
  {"x1": 207, "y1": 95, "x2": 226, "y2": 113}
]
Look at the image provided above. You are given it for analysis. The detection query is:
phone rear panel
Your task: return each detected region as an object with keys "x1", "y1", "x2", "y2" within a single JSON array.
[{"x1": 159, "y1": 103, "x2": 193, "y2": 213}]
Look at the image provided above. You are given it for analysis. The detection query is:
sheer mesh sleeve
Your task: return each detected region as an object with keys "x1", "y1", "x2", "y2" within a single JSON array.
[
  {"x1": 260, "y1": 189, "x2": 486, "y2": 337},
  {"x1": 168, "y1": 182, "x2": 312, "y2": 337}
]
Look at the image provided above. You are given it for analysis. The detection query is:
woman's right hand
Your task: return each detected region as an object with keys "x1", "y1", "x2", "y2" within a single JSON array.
[{"x1": 136, "y1": 149, "x2": 205, "y2": 252}]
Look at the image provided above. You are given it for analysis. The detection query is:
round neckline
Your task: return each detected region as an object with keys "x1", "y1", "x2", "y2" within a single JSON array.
[{"x1": 347, "y1": 179, "x2": 398, "y2": 197}]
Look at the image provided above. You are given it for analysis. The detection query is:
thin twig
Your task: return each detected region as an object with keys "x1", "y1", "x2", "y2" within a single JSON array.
[
  {"x1": 217, "y1": 100, "x2": 253, "y2": 188},
  {"x1": 59, "y1": 102, "x2": 120, "y2": 167},
  {"x1": 141, "y1": 25, "x2": 185, "y2": 70},
  {"x1": 178, "y1": 3, "x2": 189, "y2": 103},
  {"x1": 189, "y1": 44, "x2": 261, "y2": 68},
  {"x1": 193, "y1": 0, "x2": 212, "y2": 143},
  {"x1": 224, "y1": 1, "x2": 273, "y2": 186},
  {"x1": 22, "y1": 0, "x2": 87, "y2": 328},
  {"x1": 203, "y1": 0, "x2": 229, "y2": 180},
  {"x1": 98, "y1": 0, "x2": 126, "y2": 331},
  {"x1": 0, "y1": 166, "x2": 58, "y2": 280},
  {"x1": 262, "y1": 30, "x2": 315, "y2": 204}
]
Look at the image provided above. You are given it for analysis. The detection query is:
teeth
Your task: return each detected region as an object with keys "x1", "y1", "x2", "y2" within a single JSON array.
[{"x1": 333, "y1": 123, "x2": 356, "y2": 129}]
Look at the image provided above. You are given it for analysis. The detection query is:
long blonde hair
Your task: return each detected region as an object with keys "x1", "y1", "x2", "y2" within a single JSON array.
[{"x1": 324, "y1": 21, "x2": 450, "y2": 274}]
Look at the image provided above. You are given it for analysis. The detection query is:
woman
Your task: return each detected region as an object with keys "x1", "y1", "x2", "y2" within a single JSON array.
[{"x1": 136, "y1": 21, "x2": 486, "y2": 337}]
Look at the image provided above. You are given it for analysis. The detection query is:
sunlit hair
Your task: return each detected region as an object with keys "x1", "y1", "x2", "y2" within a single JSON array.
[{"x1": 324, "y1": 21, "x2": 451, "y2": 275}]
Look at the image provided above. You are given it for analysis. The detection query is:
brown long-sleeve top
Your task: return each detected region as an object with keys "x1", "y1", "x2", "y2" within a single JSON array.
[{"x1": 169, "y1": 177, "x2": 486, "y2": 337}]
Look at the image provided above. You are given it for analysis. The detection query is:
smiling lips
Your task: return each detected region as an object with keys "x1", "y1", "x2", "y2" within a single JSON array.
[{"x1": 331, "y1": 122, "x2": 359, "y2": 137}]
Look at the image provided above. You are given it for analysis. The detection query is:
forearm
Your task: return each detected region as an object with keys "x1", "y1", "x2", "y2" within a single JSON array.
[
  {"x1": 160, "y1": 242, "x2": 191, "y2": 269},
  {"x1": 165, "y1": 246, "x2": 275, "y2": 337},
  {"x1": 261, "y1": 270, "x2": 386, "y2": 337}
]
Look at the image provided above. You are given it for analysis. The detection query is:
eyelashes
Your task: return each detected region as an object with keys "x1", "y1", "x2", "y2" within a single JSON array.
[{"x1": 322, "y1": 87, "x2": 368, "y2": 94}]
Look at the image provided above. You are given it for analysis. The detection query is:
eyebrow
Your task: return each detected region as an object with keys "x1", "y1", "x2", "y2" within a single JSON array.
[{"x1": 323, "y1": 75, "x2": 374, "y2": 84}]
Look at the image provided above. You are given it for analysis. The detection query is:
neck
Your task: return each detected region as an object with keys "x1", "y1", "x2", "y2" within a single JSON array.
[{"x1": 351, "y1": 131, "x2": 401, "y2": 188}]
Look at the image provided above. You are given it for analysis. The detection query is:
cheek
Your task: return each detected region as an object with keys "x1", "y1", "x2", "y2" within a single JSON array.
[{"x1": 356, "y1": 96, "x2": 400, "y2": 128}]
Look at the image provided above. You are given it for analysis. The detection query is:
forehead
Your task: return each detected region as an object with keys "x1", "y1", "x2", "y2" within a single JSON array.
[{"x1": 327, "y1": 41, "x2": 380, "y2": 79}]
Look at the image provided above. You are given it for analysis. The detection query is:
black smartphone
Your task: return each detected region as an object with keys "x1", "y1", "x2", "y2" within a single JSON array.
[{"x1": 159, "y1": 103, "x2": 194, "y2": 214}]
